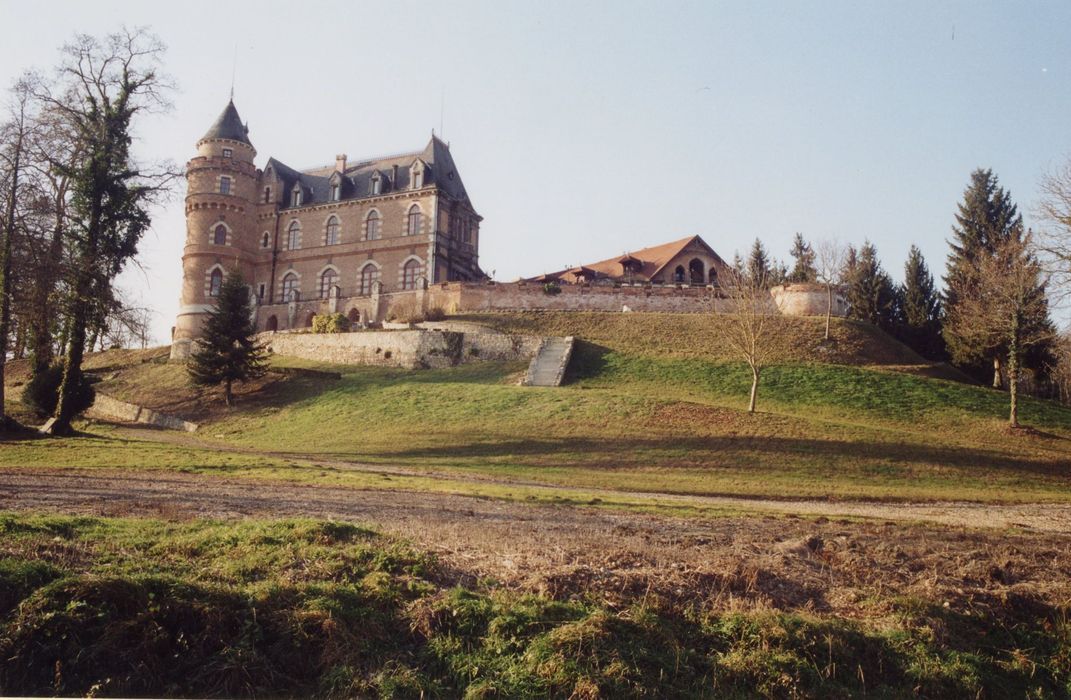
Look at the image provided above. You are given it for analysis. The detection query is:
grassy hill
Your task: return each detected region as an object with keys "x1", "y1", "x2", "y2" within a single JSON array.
[{"x1": 5, "y1": 312, "x2": 1070, "y2": 503}]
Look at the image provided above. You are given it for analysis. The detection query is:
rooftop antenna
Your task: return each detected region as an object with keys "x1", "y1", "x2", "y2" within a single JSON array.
[{"x1": 229, "y1": 44, "x2": 237, "y2": 101}]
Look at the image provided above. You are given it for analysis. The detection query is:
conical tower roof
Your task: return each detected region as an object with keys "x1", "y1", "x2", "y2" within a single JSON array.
[{"x1": 200, "y1": 99, "x2": 252, "y2": 146}]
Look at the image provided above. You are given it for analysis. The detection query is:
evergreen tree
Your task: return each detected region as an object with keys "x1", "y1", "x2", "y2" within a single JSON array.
[
  {"x1": 787, "y1": 233, "x2": 817, "y2": 283},
  {"x1": 943, "y1": 169, "x2": 1052, "y2": 385},
  {"x1": 846, "y1": 241, "x2": 897, "y2": 329},
  {"x1": 746, "y1": 238, "x2": 771, "y2": 285},
  {"x1": 188, "y1": 270, "x2": 267, "y2": 406},
  {"x1": 897, "y1": 245, "x2": 944, "y2": 359}
]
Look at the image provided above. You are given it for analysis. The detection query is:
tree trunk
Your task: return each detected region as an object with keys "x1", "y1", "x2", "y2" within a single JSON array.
[
  {"x1": 29, "y1": 203, "x2": 67, "y2": 378},
  {"x1": 748, "y1": 365, "x2": 759, "y2": 413},
  {"x1": 992, "y1": 356, "x2": 1003, "y2": 389},
  {"x1": 824, "y1": 285, "x2": 833, "y2": 340},
  {"x1": 224, "y1": 379, "x2": 233, "y2": 407},
  {"x1": 1008, "y1": 330, "x2": 1020, "y2": 427}
]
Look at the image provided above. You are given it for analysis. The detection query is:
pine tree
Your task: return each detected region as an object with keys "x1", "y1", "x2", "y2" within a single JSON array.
[
  {"x1": 787, "y1": 233, "x2": 817, "y2": 283},
  {"x1": 746, "y1": 238, "x2": 771, "y2": 286},
  {"x1": 188, "y1": 270, "x2": 267, "y2": 406},
  {"x1": 943, "y1": 169, "x2": 1052, "y2": 385},
  {"x1": 897, "y1": 245, "x2": 943, "y2": 359},
  {"x1": 846, "y1": 241, "x2": 896, "y2": 329}
]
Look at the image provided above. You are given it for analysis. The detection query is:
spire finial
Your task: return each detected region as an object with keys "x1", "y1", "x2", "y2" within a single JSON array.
[{"x1": 229, "y1": 43, "x2": 237, "y2": 102}]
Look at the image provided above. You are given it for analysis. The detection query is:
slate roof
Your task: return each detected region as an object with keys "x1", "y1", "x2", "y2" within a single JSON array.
[
  {"x1": 200, "y1": 100, "x2": 252, "y2": 146},
  {"x1": 529, "y1": 236, "x2": 729, "y2": 283},
  {"x1": 264, "y1": 134, "x2": 472, "y2": 210}
]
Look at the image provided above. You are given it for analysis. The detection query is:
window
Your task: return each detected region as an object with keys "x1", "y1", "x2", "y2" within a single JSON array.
[
  {"x1": 331, "y1": 183, "x2": 340, "y2": 201},
  {"x1": 411, "y1": 162, "x2": 424, "y2": 189},
  {"x1": 287, "y1": 221, "x2": 300, "y2": 250},
  {"x1": 257, "y1": 283, "x2": 265, "y2": 300},
  {"x1": 222, "y1": 148, "x2": 232, "y2": 158},
  {"x1": 320, "y1": 268, "x2": 339, "y2": 299},
  {"x1": 371, "y1": 173, "x2": 381, "y2": 195},
  {"x1": 366, "y1": 210, "x2": 380, "y2": 240},
  {"x1": 359, "y1": 263, "x2": 380, "y2": 296},
  {"x1": 209, "y1": 268, "x2": 223, "y2": 297},
  {"x1": 261, "y1": 232, "x2": 270, "y2": 248},
  {"x1": 282, "y1": 273, "x2": 299, "y2": 301},
  {"x1": 673, "y1": 265, "x2": 685, "y2": 283},
  {"x1": 464, "y1": 220, "x2": 474, "y2": 244},
  {"x1": 263, "y1": 187, "x2": 271, "y2": 203},
  {"x1": 291, "y1": 188, "x2": 302, "y2": 207},
  {"x1": 213, "y1": 224, "x2": 227, "y2": 245},
  {"x1": 402, "y1": 258, "x2": 423, "y2": 290},
  {"x1": 325, "y1": 216, "x2": 340, "y2": 245},
  {"x1": 407, "y1": 205, "x2": 421, "y2": 236},
  {"x1": 219, "y1": 176, "x2": 231, "y2": 195}
]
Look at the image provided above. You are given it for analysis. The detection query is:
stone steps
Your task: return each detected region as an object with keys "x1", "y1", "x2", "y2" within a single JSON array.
[{"x1": 523, "y1": 336, "x2": 575, "y2": 387}]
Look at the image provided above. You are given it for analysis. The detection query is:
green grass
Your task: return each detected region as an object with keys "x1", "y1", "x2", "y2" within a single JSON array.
[{"x1": 1, "y1": 513, "x2": 1068, "y2": 698}]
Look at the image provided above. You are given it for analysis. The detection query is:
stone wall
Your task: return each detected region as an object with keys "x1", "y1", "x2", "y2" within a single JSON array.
[
  {"x1": 260, "y1": 329, "x2": 542, "y2": 369},
  {"x1": 88, "y1": 393, "x2": 199, "y2": 432},
  {"x1": 771, "y1": 283, "x2": 849, "y2": 317}
]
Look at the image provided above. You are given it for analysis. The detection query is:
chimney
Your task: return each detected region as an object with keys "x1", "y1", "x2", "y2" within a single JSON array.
[{"x1": 335, "y1": 153, "x2": 347, "y2": 173}]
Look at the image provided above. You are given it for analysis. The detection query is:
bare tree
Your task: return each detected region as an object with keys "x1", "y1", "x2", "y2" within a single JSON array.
[
  {"x1": 814, "y1": 238, "x2": 846, "y2": 340},
  {"x1": 1051, "y1": 331, "x2": 1071, "y2": 406},
  {"x1": 0, "y1": 78, "x2": 39, "y2": 428},
  {"x1": 721, "y1": 267, "x2": 780, "y2": 413},
  {"x1": 1037, "y1": 156, "x2": 1071, "y2": 305},
  {"x1": 943, "y1": 233, "x2": 1053, "y2": 426}
]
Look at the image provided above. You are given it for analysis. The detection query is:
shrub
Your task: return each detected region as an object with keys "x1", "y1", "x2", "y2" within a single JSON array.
[
  {"x1": 21, "y1": 363, "x2": 95, "y2": 419},
  {"x1": 424, "y1": 307, "x2": 446, "y2": 322},
  {"x1": 313, "y1": 312, "x2": 351, "y2": 334},
  {"x1": 543, "y1": 282, "x2": 562, "y2": 296}
]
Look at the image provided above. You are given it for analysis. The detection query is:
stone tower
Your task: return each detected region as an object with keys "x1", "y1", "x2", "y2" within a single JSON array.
[{"x1": 170, "y1": 100, "x2": 259, "y2": 360}]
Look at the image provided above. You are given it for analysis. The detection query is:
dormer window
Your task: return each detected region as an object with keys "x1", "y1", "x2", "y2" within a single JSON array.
[
  {"x1": 222, "y1": 148, "x2": 232, "y2": 158},
  {"x1": 330, "y1": 182, "x2": 340, "y2": 202},
  {"x1": 371, "y1": 172, "x2": 382, "y2": 195},
  {"x1": 219, "y1": 176, "x2": 231, "y2": 195},
  {"x1": 410, "y1": 161, "x2": 424, "y2": 190},
  {"x1": 291, "y1": 186, "x2": 303, "y2": 207}
]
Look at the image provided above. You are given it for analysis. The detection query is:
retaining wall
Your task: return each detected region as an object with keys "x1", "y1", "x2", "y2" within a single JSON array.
[{"x1": 88, "y1": 393, "x2": 199, "y2": 432}]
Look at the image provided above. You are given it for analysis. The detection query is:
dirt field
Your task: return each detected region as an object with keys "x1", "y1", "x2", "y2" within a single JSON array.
[{"x1": 3, "y1": 467, "x2": 1069, "y2": 618}]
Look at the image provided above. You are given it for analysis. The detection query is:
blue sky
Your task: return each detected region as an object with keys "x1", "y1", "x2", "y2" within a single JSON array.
[{"x1": 2, "y1": 0, "x2": 1069, "y2": 341}]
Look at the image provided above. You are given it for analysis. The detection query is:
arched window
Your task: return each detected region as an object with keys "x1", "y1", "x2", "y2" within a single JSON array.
[
  {"x1": 320, "y1": 268, "x2": 339, "y2": 299},
  {"x1": 213, "y1": 224, "x2": 227, "y2": 245},
  {"x1": 402, "y1": 259, "x2": 423, "y2": 290},
  {"x1": 209, "y1": 268, "x2": 224, "y2": 297},
  {"x1": 688, "y1": 259, "x2": 705, "y2": 286},
  {"x1": 359, "y1": 263, "x2": 380, "y2": 296},
  {"x1": 325, "y1": 216, "x2": 340, "y2": 245},
  {"x1": 261, "y1": 232, "x2": 270, "y2": 248},
  {"x1": 407, "y1": 205, "x2": 421, "y2": 236},
  {"x1": 708, "y1": 267, "x2": 718, "y2": 285},
  {"x1": 282, "y1": 273, "x2": 299, "y2": 302},
  {"x1": 673, "y1": 265, "x2": 685, "y2": 284},
  {"x1": 347, "y1": 308, "x2": 360, "y2": 324},
  {"x1": 287, "y1": 221, "x2": 300, "y2": 250},
  {"x1": 366, "y1": 210, "x2": 381, "y2": 240}
]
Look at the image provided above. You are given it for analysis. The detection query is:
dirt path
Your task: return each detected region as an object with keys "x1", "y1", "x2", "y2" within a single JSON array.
[
  {"x1": 105, "y1": 424, "x2": 1071, "y2": 533},
  {"x1": 3, "y1": 467, "x2": 1070, "y2": 615}
]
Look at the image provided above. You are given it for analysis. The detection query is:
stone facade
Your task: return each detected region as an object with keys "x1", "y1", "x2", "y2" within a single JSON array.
[{"x1": 171, "y1": 100, "x2": 483, "y2": 359}]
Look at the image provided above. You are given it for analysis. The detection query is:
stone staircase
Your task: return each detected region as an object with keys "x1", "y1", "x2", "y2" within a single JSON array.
[{"x1": 523, "y1": 336, "x2": 575, "y2": 387}]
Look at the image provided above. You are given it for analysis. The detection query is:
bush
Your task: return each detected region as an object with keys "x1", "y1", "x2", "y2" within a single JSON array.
[
  {"x1": 21, "y1": 363, "x2": 95, "y2": 419},
  {"x1": 543, "y1": 282, "x2": 562, "y2": 296},
  {"x1": 424, "y1": 307, "x2": 446, "y2": 322},
  {"x1": 312, "y1": 313, "x2": 351, "y2": 334}
]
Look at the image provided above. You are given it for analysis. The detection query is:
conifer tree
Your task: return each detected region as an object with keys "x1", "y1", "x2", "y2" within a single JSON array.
[
  {"x1": 846, "y1": 241, "x2": 897, "y2": 328},
  {"x1": 746, "y1": 238, "x2": 771, "y2": 287},
  {"x1": 897, "y1": 245, "x2": 943, "y2": 359},
  {"x1": 188, "y1": 270, "x2": 267, "y2": 406},
  {"x1": 787, "y1": 233, "x2": 817, "y2": 283},
  {"x1": 944, "y1": 169, "x2": 1051, "y2": 385}
]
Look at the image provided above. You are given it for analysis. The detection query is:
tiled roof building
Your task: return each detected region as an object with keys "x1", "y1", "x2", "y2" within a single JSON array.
[{"x1": 529, "y1": 235, "x2": 730, "y2": 286}]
